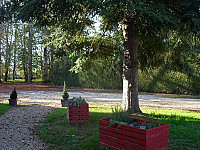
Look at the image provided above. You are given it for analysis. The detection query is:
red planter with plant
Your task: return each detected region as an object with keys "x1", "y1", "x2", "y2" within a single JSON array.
[
  {"x1": 99, "y1": 118, "x2": 169, "y2": 150},
  {"x1": 67, "y1": 103, "x2": 89, "y2": 124}
]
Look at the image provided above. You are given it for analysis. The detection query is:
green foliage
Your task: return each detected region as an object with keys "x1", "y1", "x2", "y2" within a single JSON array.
[
  {"x1": 66, "y1": 97, "x2": 86, "y2": 107},
  {"x1": 138, "y1": 68, "x2": 200, "y2": 95},
  {"x1": 138, "y1": 32, "x2": 166, "y2": 69},
  {"x1": 62, "y1": 81, "x2": 69, "y2": 100},
  {"x1": 50, "y1": 56, "x2": 80, "y2": 86},
  {"x1": 78, "y1": 57, "x2": 122, "y2": 89},
  {"x1": 110, "y1": 107, "x2": 133, "y2": 124},
  {"x1": 10, "y1": 87, "x2": 17, "y2": 99},
  {"x1": 110, "y1": 107, "x2": 160, "y2": 129}
]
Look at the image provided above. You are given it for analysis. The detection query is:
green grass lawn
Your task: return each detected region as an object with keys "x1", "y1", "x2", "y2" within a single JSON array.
[
  {"x1": 7, "y1": 78, "x2": 43, "y2": 82},
  {"x1": 0, "y1": 103, "x2": 13, "y2": 116},
  {"x1": 39, "y1": 106, "x2": 200, "y2": 150}
]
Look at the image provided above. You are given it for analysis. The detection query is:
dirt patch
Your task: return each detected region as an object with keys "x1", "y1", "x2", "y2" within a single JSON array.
[{"x1": 0, "y1": 82, "x2": 63, "y2": 92}]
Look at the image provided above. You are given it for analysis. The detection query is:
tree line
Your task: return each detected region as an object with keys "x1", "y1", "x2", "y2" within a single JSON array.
[{"x1": 0, "y1": 21, "x2": 51, "y2": 83}]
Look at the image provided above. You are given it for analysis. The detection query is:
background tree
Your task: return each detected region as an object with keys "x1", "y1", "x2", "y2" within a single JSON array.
[
  {"x1": 4, "y1": 24, "x2": 13, "y2": 81},
  {"x1": 43, "y1": 27, "x2": 49, "y2": 83},
  {"x1": 12, "y1": 24, "x2": 18, "y2": 80},
  {"x1": 28, "y1": 23, "x2": 33, "y2": 83}
]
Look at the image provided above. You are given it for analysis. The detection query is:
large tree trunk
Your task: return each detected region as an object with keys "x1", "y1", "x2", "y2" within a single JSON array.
[
  {"x1": 28, "y1": 24, "x2": 33, "y2": 84},
  {"x1": 121, "y1": 17, "x2": 142, "y2": 113},
  {"x1": 22, "y1": 25, "x2": 28, "y2": 82}
]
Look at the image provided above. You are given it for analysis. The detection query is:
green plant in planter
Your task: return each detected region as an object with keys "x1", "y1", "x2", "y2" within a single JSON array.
[
  {"x1": 66, "y1": 97, "x2": 86, "y2": 106},
  {"x1": 109, "y1": 107, "x2": 133, "y2": 126},
  {"x1": 110, "y1": 107, "x2": 160, "y2": 129},
  {"x1": 62, "y1": 81, "x2": 69, "y2": 100},
  {"x1": 10, "y1": 87, "x2": 17, "y2": 99}
]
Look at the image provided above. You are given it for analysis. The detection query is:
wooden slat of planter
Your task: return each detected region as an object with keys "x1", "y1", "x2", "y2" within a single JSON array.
[
  {"x1": 68, "y1": 112, "x2": 89, "y2": 116},
  {"x1": 68, "y1": 108, "x2": 89, "y2": 113},
  {"x1": 67, "y1": 103, "x2": 89, "y2": 124},
  {"x1": 68, "y1": 104, "x2": 88, "y2": 108},
  {"x1": 146, "y1": 129, "x2": 169, "y2": 145},
  {"x1": 100, "y1": 129, "x2": 146, "y2": 145},
  {"x1": 69, "y1": 116, "x2": 89, "y2": 120},
  {"x1": 100, "y1": 118, "x2": 146, "y2": 134},
  {"x1": 146, "y1": 124, "x2": 169, "y2": 134},
  {"x1": 100, "y1": 134, "x2": 144, "y2": 150},
  {"x1": 99, "y1": 124, "x2": 145, "y2": 140}
]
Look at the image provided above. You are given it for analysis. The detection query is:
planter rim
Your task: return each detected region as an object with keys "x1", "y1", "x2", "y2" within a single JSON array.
[{"x1": 100, "y1": 118, "x2": 168, "y2": 130}]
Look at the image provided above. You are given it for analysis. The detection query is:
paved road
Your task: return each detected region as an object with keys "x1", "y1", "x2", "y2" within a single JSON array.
[{"x1": 1, "y1": 90, "x2": 200, "y2": 111}]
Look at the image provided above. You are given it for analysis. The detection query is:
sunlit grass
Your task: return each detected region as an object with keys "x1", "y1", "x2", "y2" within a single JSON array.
[
  {"x1": 7, "y1": 79, "x2": 25, "y2": 82},
  {"x1": 39, "y1": 106, "x2": 200, "y2": 150},
  {"x1": 0, "y1": 103, "x2": 13, "y2": 116},
  {"x1": 7, "y1": 78, "x2": 43, "y2": 82}
]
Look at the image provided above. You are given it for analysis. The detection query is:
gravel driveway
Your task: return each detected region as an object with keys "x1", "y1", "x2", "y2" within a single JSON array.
[{"x1": 1, "y1": 90, "x2": 200, "y2": 111}]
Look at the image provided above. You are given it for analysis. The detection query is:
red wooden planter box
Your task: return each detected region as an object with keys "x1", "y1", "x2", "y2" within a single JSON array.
[
  {"x1": 99, "y1": 118, "x2": 169, "y2": 150},
  {"x1": 67, "y1": 103, "x2": 89, "y2": 124}
]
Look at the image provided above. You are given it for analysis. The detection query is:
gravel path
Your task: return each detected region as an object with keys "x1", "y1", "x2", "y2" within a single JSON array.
[{"x1": 0, "y1": 105, "x2": 55, "y2": 150}]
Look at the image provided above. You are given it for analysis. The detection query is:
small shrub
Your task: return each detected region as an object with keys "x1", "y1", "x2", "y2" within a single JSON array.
[
  {"x1": 62, "y1": 81, "x2": 69, "y2": 100},
  {"x1": 10, "y1": 87, "x2": 17, "y2": 99}
]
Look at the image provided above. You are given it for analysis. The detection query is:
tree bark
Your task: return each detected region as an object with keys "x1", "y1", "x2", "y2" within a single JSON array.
[
  {"x1": 43, "y1": 27, "x2": 49, "y2": 83},
  {"x1": 121, "y1": 16, "x2": 142, "y2": 113},
  {"x1": 28, "y1": 24, "x2": 33, "y2": 84},
  {"x1": 22, "y1": 25, "x2": 28, "y2": 82}
]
